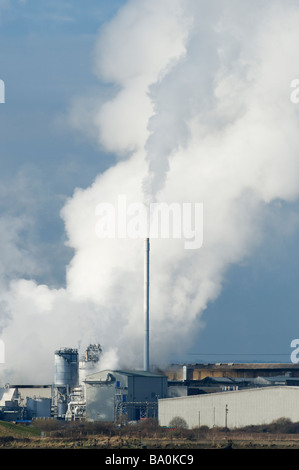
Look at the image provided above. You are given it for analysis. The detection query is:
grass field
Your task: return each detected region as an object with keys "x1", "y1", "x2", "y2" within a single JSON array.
[{"x1": 1, "y1": 417, "x2": 299, "y2": 449}]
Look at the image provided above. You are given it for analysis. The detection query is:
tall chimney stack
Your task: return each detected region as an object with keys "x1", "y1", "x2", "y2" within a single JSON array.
[{"x1": 144, "y1": 237, "x2": 150, "y2": 372}]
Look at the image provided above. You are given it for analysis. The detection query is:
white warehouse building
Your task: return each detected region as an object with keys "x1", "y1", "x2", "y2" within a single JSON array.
[{"x1": 159, "y1": 386, "x2": 299, "y2": 429}]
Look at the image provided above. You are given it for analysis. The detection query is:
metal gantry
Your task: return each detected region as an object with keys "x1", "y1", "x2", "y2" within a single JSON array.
[{"x1": 114, "y1": 397, "x2": 158, "y2": 423}]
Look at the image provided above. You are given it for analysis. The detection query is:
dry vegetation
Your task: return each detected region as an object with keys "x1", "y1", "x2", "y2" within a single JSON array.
[{"x1": 1, "y1": 417, "x2": 299, "y2": 449}]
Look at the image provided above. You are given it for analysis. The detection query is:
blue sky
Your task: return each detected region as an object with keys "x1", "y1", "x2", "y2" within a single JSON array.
[
  {"x1": 1, "y1": 0, "x2": 299, "y2": 383},
  {"x1": 0, "y1": 1, "x2": 124, "y2": 285}
]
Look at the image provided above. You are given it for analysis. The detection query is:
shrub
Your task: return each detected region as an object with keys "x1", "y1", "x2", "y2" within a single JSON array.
[
  {"x1": 168, "y1": 416, "x2": 188, "y2": 430},
  {"x1": 238, "y1": 418, "x2": 299, "y2": 434},
  {"x1": 33, "y1": 419, "x2": 66, "y2": 432}
]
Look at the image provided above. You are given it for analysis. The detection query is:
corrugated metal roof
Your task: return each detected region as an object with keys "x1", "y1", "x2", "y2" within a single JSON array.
[
  {"x1": 0, "y1": 388, "x2": 16, "y2": 406},
  {"x1": 199, "y1": 376, "x2": 251, "y2": 384},
  {"x1": 159, "y1": 385, "x2": 299, "y2": 402},
  {"x1": 168, "y1": 363, "x2": 299, "y2": 370},
  {"x1": 85, "y1": 369, "x2": 167, "y2": 381},
  {"x1": 253, "y1": 375, "x2": 299, "y2": 384},
  {"x1": 113, "y1": 369, "x2": 166, "y2": 377}
]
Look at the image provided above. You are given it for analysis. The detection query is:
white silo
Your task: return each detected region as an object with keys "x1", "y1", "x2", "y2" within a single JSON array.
[
  {"x1": 54, "y1": 348, "x2": 79, "y2": 389},
  {"x1": 53, "y1": 348, "x2": 79, "y2": 418}
]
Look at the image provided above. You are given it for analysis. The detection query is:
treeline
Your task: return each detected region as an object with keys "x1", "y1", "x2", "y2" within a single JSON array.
[{"x1": 31, "y1": 416, "x2": 299, "y2": 439}]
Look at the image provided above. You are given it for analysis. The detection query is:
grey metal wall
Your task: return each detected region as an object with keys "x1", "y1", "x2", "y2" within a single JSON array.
[
  {"x1": 127, "y1": 376, "x2": 167, "y2": 402},
  {"x1": 158, "y1": 386, "x2": 299, "y2": 429},
  {"x1": 26, "y1": 397, "x2": 52, "y2": 418}
]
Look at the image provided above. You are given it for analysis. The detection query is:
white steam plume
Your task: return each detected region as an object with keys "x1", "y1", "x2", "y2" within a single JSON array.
[{"x1": 1, "y1": 0, "x2": 299, "y2": 383}]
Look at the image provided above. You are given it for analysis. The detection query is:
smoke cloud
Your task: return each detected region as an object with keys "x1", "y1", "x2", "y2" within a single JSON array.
[{"x1": 1, "y1": 0, "x2": 299, "y2": 383}]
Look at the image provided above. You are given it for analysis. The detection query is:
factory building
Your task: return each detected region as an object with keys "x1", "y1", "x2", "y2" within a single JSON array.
[
  {"x1": 159, "y1": 386, "x2": 299, "y2": 429},
  {"x1": 85, "y1": 369, "x2": 168, "y2": 422},
  {"x1": 3, "y1": 347, "x2": 299, "y2": 425},
  {"x1": 167, "y1": 372, "x2": 299, "y2": 397},
  {"x1": 0, "y1": 385, "x2": 52, "y2": 421},
  {"x1": 165, "y1": 363, "x2": 299, "y2": 381},
  {"x1": 0, "y1": 387, "x2": 21, "y2": 421},
  {"x1": 15, "y1": 385, "x2": 52, "y2": 419}
]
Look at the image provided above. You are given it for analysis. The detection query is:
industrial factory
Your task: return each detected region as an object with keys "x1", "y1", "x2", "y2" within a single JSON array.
[
  {"x1": 1, "y1": 344, "x2": 299, "y2": 428},
  {"x1": 1, "y1": 238, "x2": 299, "y2": 428},
  {"x1": 0, "y1": 343, "x2": 169, "y2": 423}
]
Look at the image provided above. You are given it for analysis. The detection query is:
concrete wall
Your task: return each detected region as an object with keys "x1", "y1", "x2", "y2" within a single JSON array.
[
  {"x1": 17, "y1": 386, "x2": 52, "y2": 400},
  {"x1": 158, "y1": 386, "x2": 299, "y2": 429}
]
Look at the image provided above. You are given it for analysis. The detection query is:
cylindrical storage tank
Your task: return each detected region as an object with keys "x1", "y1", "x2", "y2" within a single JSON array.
[{"x1": 54, "y1": 348, "x2": 79, "y2": 389}]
